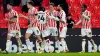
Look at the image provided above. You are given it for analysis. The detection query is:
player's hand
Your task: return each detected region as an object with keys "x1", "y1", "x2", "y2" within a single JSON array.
[
  {"x1": 9, "y1": 21, "x2": 13, "y2": 24},
  {"x1": 72, "y1": 24, "x2": 76, "y2": 29},
  {"x1": 19, "y1": 14, "x2": 24, "y2": 17},
  {"x1": 5, "y1": 18, "x2": 9, "y2": 21},
  {"x1": 28, "y1": 24, "x2": 32, "y2": 28}
]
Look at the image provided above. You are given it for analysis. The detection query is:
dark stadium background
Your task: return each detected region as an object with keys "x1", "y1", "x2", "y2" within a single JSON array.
[{"x1": 0, "y1": 0, "x2": 100, "y2": 52}]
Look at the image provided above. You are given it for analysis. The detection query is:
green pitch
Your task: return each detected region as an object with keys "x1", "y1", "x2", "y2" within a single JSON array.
[{"x1": 0, "y1": 53, "x2": 100, "y2": 56}]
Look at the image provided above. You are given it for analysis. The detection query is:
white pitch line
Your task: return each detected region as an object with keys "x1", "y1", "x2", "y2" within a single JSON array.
[{"x1": 65, "y1": 35, "x2": 99, "y2": 37}]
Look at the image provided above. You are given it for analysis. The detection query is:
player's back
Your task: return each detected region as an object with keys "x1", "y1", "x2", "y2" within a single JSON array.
[
  {"x1": 38, "y1": 6, "x2": 47, "y2": 30},
  {"x1": 38, "y1": 11, "x2": 47, "y2": 24}
]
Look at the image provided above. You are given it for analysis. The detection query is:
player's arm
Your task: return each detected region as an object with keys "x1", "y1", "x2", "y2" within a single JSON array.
[
  {"x1": 75, "y1": 18, "x2": 82, "y2": 26},
  {"x1": 10, "y1": 12, "x2": 19, "y2": 23},
  {"x1": 9, "y1": 17, "x2": 16, "y2": 23},
  {"x1": 59, "y1": 13, "x2": 66, "y2": 24},
  {"x1": 5, "y1": 18, "x2": 9, "y2": 21},
  {"x1": 82, "y1": 11, "x2": 91, "y2": 20},
  {"x1": 19, "y1": 14, "x2": 28, "y2": 19},
  {"x1": 47, "y1": 15, "x2": 59, "y2": 21},
  {"x1": 9, "y1": 16, "x2": 17, "y2": 24},
  {"x1": 72, "y1": 18, "x2": 82, "y2": 28},
  {"x1": 82, "y1": 14, "x2": 90, "y2": 20}
]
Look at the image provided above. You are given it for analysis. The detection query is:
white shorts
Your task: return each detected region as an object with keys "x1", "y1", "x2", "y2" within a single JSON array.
[
  {"x1": 8, "y1": 30, "x2": 21, "y2": 38},
  {"x1": 41, "y1": 30, "x2": 49, "y2": 37},
  {"x1": 60, "y1": 27, "x2": 67, "y2": 38},
  {"x1": 47, "y1": 27, "x2": 58, "y2": 36},
  {"x1": 26, "y1": 27, "x2": 40, "y2": 36},
  {"x1": 81, "y1": 29, "x2": 92, "y2": 37}
]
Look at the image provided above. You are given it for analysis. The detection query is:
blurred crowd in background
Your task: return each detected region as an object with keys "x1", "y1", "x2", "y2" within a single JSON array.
[{"x1": 0, "y1": 0, "x2": 68, "y2": 14}]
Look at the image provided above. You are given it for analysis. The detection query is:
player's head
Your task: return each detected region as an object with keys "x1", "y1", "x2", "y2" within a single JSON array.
[
  {"x1": 57, "y1": 4, "x2": 63, "y2": 11},
  {"x1": 39, "y1": 6, "x2": 45, "y2": 12},
  {"x1": 7, "y1": 3, "x2": 13, "y2": 10},
  {"x1": 49, "y1": 3, "x2": 54, "y2": 10},
  {"x1": 81, "y1": 4, "x2": 87, "y2": 12},
  {"x1": 27, "y1": 2, "x2": 34, "y2": 9}
]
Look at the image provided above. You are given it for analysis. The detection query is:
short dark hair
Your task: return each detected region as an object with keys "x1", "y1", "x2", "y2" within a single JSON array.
[
  {"x1": 7, "y1": 3, "x2": 13, "y2": 6},
  {"x1": 58, "y1": 4, "x2": 63, "y2": 8},
  {"x1": 27, "y1": 2, "x2": 34, "y2": 6},
  {"x1": 49, "y1": 3, "x2": 54, "y2": 7},
  {"x1": 39, "y1": 6, "x2": 45, "y2": 12},
  {"x1": 82, "y1": 4, "x2": 87, "y2": 9}
]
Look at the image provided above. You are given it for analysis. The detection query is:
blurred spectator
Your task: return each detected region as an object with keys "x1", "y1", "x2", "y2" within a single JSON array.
[
  {"x1": 67, "y1": 13, "x2": 75, "y2": 28},
  {"x1": 42, "y1": 0, "x2": 49, "y2": 7},
  {"x1": 13, "y1": 0, "x2": 21, "y2": 6},
  {"x1": 21, "y1": 0, "x2": 31, "y2": 13},
  {"x1": 32, "y1": 0, "x2": 43, "y2": 6},
  {"x1": 21, "y1": 0, "x2": 31, "y2": 6},
  {"x1": 0, "y1": 0, "x2": 3, "y2": 13}
]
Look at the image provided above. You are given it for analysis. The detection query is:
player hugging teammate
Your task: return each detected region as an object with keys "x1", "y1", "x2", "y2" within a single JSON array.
[{"x1": 1, "y1": 1, "x2": 97, "y2": 54}]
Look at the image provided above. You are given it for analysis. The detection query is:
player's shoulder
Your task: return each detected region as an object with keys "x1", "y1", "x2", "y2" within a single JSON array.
[
  {"x1": 11, "y1": 9, "x2": 17, "y2": 13},
  {"x1": 9, "y1": 9, "x2": 18, "y2": 15},
  {"x1": 85, "y1": 10, "x2": 91, "y2": 13},
  {"x1": 45, "y1": 10, "x2": 49, "y2": 14},
  {"x1": 45, "y1": 10, "x2": 49, "y2": 12},
  {"x1": 31, "y1": 7, "x2": 38, "y2": 11},
  {"x1": 59, "y1": 10, "x2": 66, "y2": 15}
]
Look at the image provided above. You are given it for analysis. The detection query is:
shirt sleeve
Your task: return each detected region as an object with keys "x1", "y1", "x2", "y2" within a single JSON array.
[
  {"x1": 61, "y1": 12, "x2": 66, "y2": 23},
  {"x1": 34, "y1": 9, "x2": 38, "y2": 15}
]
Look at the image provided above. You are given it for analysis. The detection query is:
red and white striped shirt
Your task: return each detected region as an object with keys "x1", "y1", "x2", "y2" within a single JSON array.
[
  {"x1": 8, "y1": 9, "x2": 20, "y2": 31},
  {"x1": 28, "y1": 7, "x2": 38, "y2": 27},
  {"x1": 38, "y1": 11, "x2": 47, "y2": 30},
  {"x1": 81, "y1": 10, "x2": 91, "y2": 29},
  {"x1": 46, "y1": 10, "x2": 57, "y2": 27},
  {"x1": 38, "y1": 24, "x2": 47, "y2": 30},
  {"x1": 57, "y1": 10, "x2": 67, "y2": 27}
]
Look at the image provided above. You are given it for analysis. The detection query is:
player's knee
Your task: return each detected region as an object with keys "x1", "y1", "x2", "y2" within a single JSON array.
[
  {"x1": 88, "y1": 37, "x2": 92, "y2": 41},
  {"x1": 55, "y1": 37, "x2": 59, "y2": 41},
  {"x1": 59, "y1": 38, "x2": 64, "y2": 41},
  {"x1": 82, "y1": 36, "x2": 86, "y2": 41},
  {"x1": 7, "y1": 35, "x2": 12, "y2": 40},
  {"x1": 25, "y1": 33, "x2": 31, "y2": 39}
]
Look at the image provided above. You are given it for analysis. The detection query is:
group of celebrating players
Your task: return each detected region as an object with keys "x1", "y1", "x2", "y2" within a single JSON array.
[{"x1": 1, "y1": 1, "x2": 97, "y2": 54}]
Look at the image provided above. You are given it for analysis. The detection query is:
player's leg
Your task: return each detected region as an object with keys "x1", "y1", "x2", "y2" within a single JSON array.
[
  {"x1": 15, "y1": 31, "x2": 23, "y2": 54},
  {"x1": 42, "y1": 29, "x2": 51, "y2": 53},
  {"x1": 87, "y1": 30, "x2": 97, "y2": 52},
  {"x1": 59, "y1": 27, "x2": 69, "y2": 53},
  {"x1": 5, "y1": 35, "x2": 12, "y2": 52},
  {"x1": 25, "y1": 28, "x2": 33, "y2": 51},
  {"x1": 81, "y1": 36, "x2": 86, "y2": 52},
  {"x1": 51, "y1": 27, "x2": 60, "y2": 52},
  {"x1": 33, "y1": 27, "x2": 42, "y2": 53},
  {"x1": 3, "y1": 31, "x2": 13, "y2": 53},
  {"x1": 80, "y1": 29, "x2": 86, "y2": 53}
]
